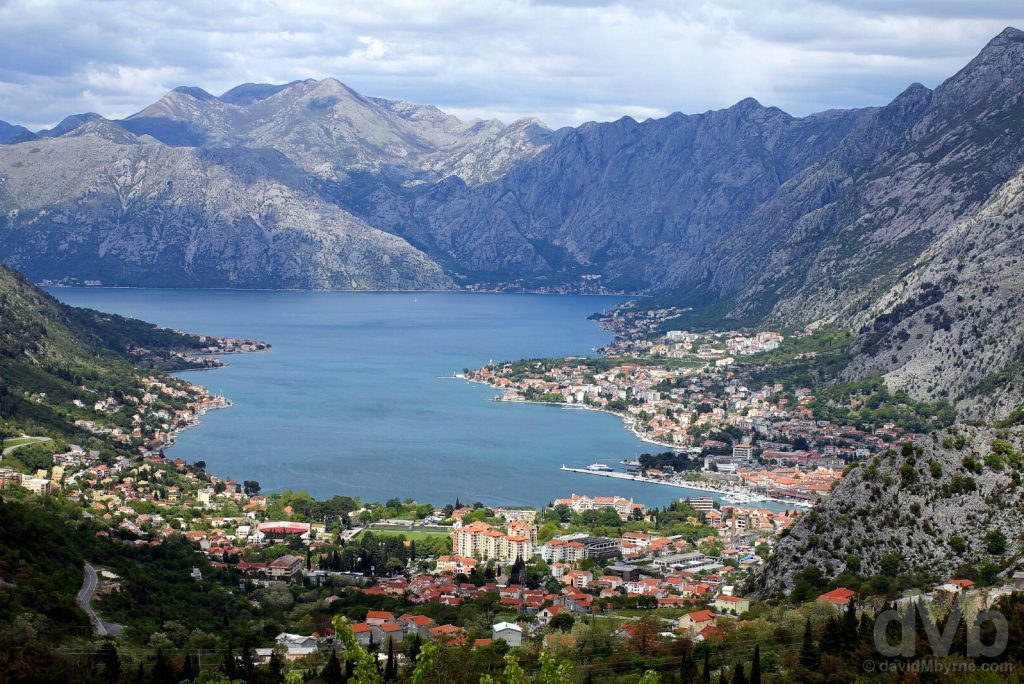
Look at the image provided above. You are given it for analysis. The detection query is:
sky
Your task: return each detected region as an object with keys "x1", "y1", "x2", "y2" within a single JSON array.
[{"x1": 1, "y1": 0, "x2": 1022, "y2": 130}]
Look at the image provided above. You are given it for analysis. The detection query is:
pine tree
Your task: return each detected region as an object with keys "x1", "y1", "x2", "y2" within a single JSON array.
[
  {"x1": 222, "y1": 646, "x2": 238, "y2": 679},
  {"x1": 410, "y1": 632, "x2": 425, "y2": 665},
  {"x1": 749, "y1": 645, "x2": 761, "y2": 684},
  {"x1": 731, "y1": 663, "x2": 747, "y2": 684},
  {"x1": 679, "y1": 642, "x2": 697, "y2": 683},
  {"x1": 98, "y1": 642, "x2": 120, "y2": 684},
  {"x1": 858, "y1": 612, "x2": 872, "y2": 645},
  {"x1": 821, "y1": 617, "x2": 843, "y2": 653},
  {"x1": 842, "y1": 599, "x2": 859, "y2": 647},
  {"x1": 384, "y1": 637, "x2": 397, "y2": 681},
  {"x1": 322, "y1": 649, "x2": 344, "y2": 684},
  {"x1": 241, "y1": 642, "x2": 256, "y2": 680},
  {"x1": 152, "y1": 650, "x2": 175, "y2": 684},
  {"x1": 799, "y1": 619, "x2": 820, "y2": 669},
  {"x1": 182, "y1": 652, "x2": 198, "y2": 683}
]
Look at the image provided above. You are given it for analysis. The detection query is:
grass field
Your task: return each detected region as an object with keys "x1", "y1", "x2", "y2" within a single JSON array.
[
  {"x1": 2, "y1": 436, "x2": 52, "y2": 450},
  {"x1": 362, "y1": 526, "x2": 452, "y2": 542}
]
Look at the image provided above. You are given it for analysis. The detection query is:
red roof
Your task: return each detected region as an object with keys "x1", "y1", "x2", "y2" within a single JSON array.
[
  {"x1": 817, "y1": 588, "x2": 856, "y2": 605},
  {"x1": 684, "y1": 609, "x2": 714, "y2": 623}
]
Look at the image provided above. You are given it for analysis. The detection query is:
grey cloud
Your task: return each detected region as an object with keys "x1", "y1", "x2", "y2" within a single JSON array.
[{"x1": 0, "y1": 0, "x2": 1021, "y2": 130}]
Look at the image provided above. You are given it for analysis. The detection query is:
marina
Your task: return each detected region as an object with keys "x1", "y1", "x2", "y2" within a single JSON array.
[{"x1": 559, "y1": 465, "x2": 815, "y2": 508}]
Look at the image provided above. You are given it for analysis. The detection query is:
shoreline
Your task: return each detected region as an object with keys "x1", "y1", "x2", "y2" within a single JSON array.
[
  {"x1": 559, "y1": 466, "x2": 814, "y2": 509},
  {"x1": 462, "y1": 376, "x2": 678, "y2": 450}
]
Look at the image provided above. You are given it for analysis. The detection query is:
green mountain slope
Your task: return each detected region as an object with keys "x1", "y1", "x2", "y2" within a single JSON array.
[{"x1": 0, "y1": 265, "x2": 219, "y2": 445}]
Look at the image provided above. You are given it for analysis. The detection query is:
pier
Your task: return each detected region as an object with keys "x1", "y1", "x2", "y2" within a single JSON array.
[{"x1": 559, "y1": 466, "x2": 814, "y2": 508}]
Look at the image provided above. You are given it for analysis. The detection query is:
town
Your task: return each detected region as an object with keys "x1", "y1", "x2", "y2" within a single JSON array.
[{"x1": 465, "y1": 326, "x2": 948, "y2": 507}]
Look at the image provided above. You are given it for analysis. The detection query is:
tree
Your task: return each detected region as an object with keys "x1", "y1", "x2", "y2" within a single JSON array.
[
  {"x1": 243, "y1": 480, "x2": 261, "y2": 496},
  {"x1": 384, "y1": 638, "x2": 397, "y2": 682},
  {"x1": 322, "y1": 649, "x2": 344, "y2": 684},
  {"x1": 702, "y1": 651, "x2": 711, "y2": 684},
  {"x1": 842, "y1": 599, "x2": 858, "y2": 646},
  {"x1": 678, "y1": 640, "x2": 697, "y2": 684},
  {"x1": 222, "y1": 646, "x2": 238, "y2": 680},
  {"x1": 333, "y1": 616, "x2": 383, "y2": 684},
  {"x1": 182, "y1": 652, "x2": 198, "y2": 683},
  {"x1": 986, "y1": 529, "x2": 1008, "y2": 555},
  {"x1": 750, "y1": 645, "x2": 761, "y2": 684},
  {"x1": 799, "y1": 619, "x2": 819, "y2": 669},
  {"x1": 730, "y1": 663, "x2": 747, "y2": 684},
  {"x1": 638, "y1": 671, "x2": 661, "y2": 684},
  {"x1": 549, "y1": 612, "x2": 575, "y2": 632},
  {"x1": 411, "y1": 642, "x2": 437, "y2": 684},
  {"x1": 539, "y1": 649, "x2": 574, "y2": 684},
  {"x1": 98, "y1": 642, "x2": 120, "y2": 684},
  {"x1": 152, "y1": 650, "x2": 175, "y2": 684}
]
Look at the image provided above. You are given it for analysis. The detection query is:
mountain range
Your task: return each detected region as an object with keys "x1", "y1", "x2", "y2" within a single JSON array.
[{"x1": 2, "y1": 27, "x2": 1024, "y2": 418}]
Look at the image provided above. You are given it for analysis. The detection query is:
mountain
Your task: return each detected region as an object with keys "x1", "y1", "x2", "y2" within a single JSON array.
[
  {"x1": 346, "y1": 101, "x2": 871, "y2": 289},
  {"x1": 1, "y1": 29, "x2": 1024, "y2": 415},
  {"x1": 0, "y1": 119, "x2": 31, "y2": 143},
  {"x1": 691, "y1": 28, "x2": 1024, "y2": 324},
  {"x1": 760, "y1": 426, "x2": 1024, "y2": 597},
  {"x1": 116, "y1": 78, "x2": 553, "y2": 183},
  {"x1": 37, "y1": 113, "x2": 104, "y2": 138},
  {"x1": 0, "y1": 265, "x2": 217, "y2": 440},
  {"x1": 0, "y1": 134, "x2": 450, "y2": 289},
  {"x1": 841, "y1": 165, "x2": 1024, "y2": 419}
]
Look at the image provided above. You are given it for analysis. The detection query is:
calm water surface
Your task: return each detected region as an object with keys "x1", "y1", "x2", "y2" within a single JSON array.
[{"x1": 49, "y1": 288, "x2": 726, "y2": 508}]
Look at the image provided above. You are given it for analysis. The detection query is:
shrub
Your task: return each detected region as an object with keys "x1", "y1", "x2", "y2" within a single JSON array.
[
  {"x1": 985, "y1": 529, "x2": 1007, "y2": 555},
  {"x1": 949, "y1": 535, "x2": 967, "y2": 553}
]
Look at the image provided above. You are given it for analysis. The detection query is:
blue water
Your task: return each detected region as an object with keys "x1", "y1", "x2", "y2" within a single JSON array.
[{"x1": 48, "y1": 288, "x2": 723, "y2": 508}]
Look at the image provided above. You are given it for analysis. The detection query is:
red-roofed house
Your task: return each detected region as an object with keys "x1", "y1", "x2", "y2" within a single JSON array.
[
  {"x1": 678, "y1": 609, "x2": 715, "y2": 635},
  {"x1": 817, "y1": 588, "x2": 856, "y2": 607}
]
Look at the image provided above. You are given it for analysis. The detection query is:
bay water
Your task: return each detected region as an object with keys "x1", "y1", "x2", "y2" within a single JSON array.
[{"x1": 49, "y1": 288, "x2": 729, "y2": 509}]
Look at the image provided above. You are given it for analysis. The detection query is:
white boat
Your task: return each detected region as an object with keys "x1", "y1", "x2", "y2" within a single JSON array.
[{"x1": 586, "y1": 463, "x2": 614, "y2": 472}]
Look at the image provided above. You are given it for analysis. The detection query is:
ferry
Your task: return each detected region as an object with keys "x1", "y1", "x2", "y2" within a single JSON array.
[{"x1": 586, "y1": 463, "x2": 614, "y2": 472}]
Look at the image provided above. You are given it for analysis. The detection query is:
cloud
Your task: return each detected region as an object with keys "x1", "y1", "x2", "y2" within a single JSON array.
[{"x1": 0, "y1": 0, "x2": 1021, "y2": 129}]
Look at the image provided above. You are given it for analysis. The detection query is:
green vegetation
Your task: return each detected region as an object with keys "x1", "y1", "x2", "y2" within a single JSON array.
[
  {"x1": 806, "y1": 377, "x2": 956, "y2": 433},
  {"x1": 740, "y1": 327, "x2": 853, "y2": 389},
  {"x1": 0, "y1": 265, "x2": 222, "y2": 450}
]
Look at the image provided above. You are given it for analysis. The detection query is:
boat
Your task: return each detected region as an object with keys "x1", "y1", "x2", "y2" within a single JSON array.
[{"x1": 586, "y1": 463, "x2": 614, "y2": 472}]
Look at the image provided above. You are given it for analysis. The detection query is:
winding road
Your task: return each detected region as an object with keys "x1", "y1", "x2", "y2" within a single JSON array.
[
  {"x1": 1, "y1": 436, "x2": 52, "y2": 457},
  {"x1": 76, "y1": 563, "x2": 121, "y2": 636}
]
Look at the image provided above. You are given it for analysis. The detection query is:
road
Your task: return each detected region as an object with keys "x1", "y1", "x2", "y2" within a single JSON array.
[
  {"x1": 1, "y1": 436, "x2": 52, "y2": 457},
  {"x1": 76, "y1": 563, "x2": 122, "y2": 636}
]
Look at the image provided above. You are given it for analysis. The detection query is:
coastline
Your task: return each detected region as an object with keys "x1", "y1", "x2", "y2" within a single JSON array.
[{"x1": 461, "y1": 375, "x2": 678, "y2": 450}]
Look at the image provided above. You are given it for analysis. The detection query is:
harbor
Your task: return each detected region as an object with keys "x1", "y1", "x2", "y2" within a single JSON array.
[{"x1": 560, "y1": 465, "x2": 815, "y2": 508}]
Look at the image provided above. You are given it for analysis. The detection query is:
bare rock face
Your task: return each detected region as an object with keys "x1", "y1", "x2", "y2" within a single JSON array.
[
  {"x1": 0, "y1": 136, "x2": 450, "y2": 290},
  {"x1": 842, "y1": 169, "x2": 1024, "y2": 420},
  {"x1": 760, "y1": 426, "x2": 1024, "y2": 597}
]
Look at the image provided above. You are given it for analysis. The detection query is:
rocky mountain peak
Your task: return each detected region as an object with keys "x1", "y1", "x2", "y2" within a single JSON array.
[
  {"x1": 934, "y1": 24, "x2": 1024, "y2": 107},
  {"x1": 219, "y1": 81, "x2": 302, "y2": 105},
  {"x1": 170, "y1": 86, "x2": 219, "y2": 102},
  {"x1": 38, "y1": 112, "x2": 103, "y2": 138}
]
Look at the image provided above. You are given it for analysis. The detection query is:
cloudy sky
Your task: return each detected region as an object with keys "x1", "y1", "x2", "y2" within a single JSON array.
[{"x1": 1, "y1": 0, "x2": 1022, "y2": 130}]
